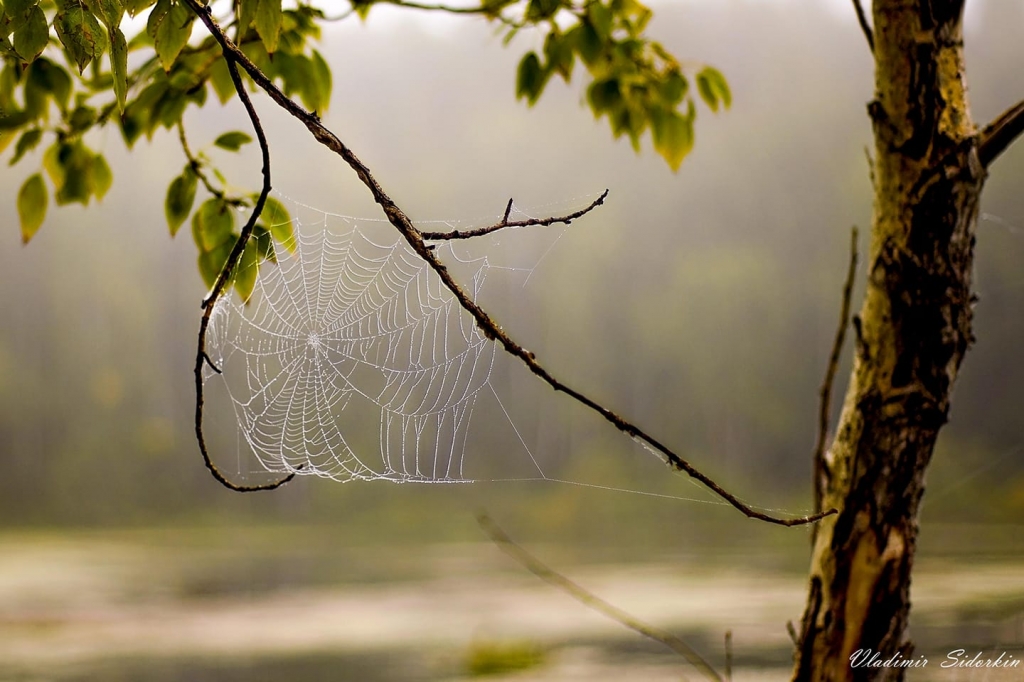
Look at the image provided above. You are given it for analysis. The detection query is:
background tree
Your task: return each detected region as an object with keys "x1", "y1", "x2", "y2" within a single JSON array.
[{"x1": 3, "y1": 0, "x2": 1024, "y2": 680}]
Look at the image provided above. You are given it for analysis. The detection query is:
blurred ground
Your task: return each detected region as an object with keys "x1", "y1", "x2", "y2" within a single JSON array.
[{"x1": 1, "y1": 527, "x2": 1023, "y2": 681}]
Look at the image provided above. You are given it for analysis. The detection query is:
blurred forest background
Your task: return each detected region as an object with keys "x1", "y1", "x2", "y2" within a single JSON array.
[{"x1": 2, "y1": 0, "x2": 1024, "y2": 679}]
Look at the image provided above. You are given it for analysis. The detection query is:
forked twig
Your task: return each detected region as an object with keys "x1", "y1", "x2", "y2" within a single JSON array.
[
  {"x1": 183, "y1": 0, "x2": 835, "y2": 525},
  {"x1": 177, "y1": 121, "x2": 246, "y2": 208},
  {"x1": 193, "y1": 55, "x2": 297, "y2": 492},
  {"x1": 812, "y1": 227, "x2": 858, "y2": 521},
  {"x1": 420, "y1": 190, "x2": 609, "y2": 240},
  {"x1": 477, "y1": 513, "x2": 725, "y2": 682}
]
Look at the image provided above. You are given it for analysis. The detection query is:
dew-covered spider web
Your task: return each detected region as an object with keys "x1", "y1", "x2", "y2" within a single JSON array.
[
  {"x1": 203, "y1": 192, "x2": 582, "y2": 485},
  {"x1": 201, "y1": 191, "x2": 816, "y2": 518}
]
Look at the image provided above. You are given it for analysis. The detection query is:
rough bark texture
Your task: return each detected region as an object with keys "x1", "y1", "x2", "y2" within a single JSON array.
[{"x1": 793, "y1": 1, "x2": 984, "y2": 680}]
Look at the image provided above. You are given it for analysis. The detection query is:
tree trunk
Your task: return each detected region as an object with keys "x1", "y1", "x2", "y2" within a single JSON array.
[{"x1": 793, "y1": 1, "x2": 984, "y2": 679}]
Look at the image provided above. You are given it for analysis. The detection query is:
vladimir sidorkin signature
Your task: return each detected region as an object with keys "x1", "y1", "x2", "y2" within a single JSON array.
[{"x1": 851, "y1": 648, "x2": 1021, "y2": 670}]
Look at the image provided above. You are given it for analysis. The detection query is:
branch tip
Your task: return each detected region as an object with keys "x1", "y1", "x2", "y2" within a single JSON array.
[
  {"x1": 477, "y1": 512, "x2": 725, "y2": 682},
  {"x1": 421, "y1": 189, "x2": 607, "y2": 241},
  {"x1": 202, "y1": 351, "x2": 222, "y2": 374}
]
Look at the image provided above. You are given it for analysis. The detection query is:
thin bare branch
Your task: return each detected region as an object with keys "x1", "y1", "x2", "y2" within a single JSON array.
[
  {"x1": 193, "y1": 54, "x2": 297, "y2": 493},
  {"x1": 852, "y1": 0, "x2": 874, "y2": 52},
  {"x1": 381, "y1": 0, "x2": 492, "y2": 14},
  {"x1": 813, "y1": 226, "x2": 858, "y2": 521},
  {"x1": 421, "y1": 190, "x2": 608, "y2": 240},
  {"x1": 375, "y1": 0, "x2": 538, "y2": 27},
  {"x1": 177, "y1": 121, "x2": 248, "y2": 208},
  {"x1": 978, "y1": 98, "x2": 1024, "y2": 168},
  {"x1": 477, "y1": 512, "x2": 724, "y2": 682},
  {"x1": 183, "y1": 0, "x2": 836, "y2": 526}
]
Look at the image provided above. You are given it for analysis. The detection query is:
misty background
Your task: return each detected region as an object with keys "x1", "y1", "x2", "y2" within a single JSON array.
[{"x1": 2, "y1": 1, "x2": 1024, "y2": 679}]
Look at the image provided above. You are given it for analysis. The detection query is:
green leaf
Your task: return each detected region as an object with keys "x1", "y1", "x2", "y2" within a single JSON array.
[
  {"x1": 17, "y1": 172, "x2": 46, "y2": 243},
  {"x1": 168, "y1": 53, "x2": 205, "y2": 90},
  {"x1": 187, "y1": 79, "x2": 207, "y2": 108},
  {"x1": 525, "y1": 0, "x2": 558, "y2": 21},
  {"x1": 0, "y1": 130, "x2": 16, "y2": 155},
  {"x1": 109, "y1": 27, "x2": 127, "y2": 112},
  {"x1": 624, "y1": 106, "x2": 644, "y2": 151},
  {"x1": 53, "y1": 143, "x2": 93, "y2": 205},
  {"x1": 240, "y1": 40, "x2": 270, "y2": 75},
  {"x1": 22, "y1": 63, "x2": 47, "y2": 116},
  {"x1": 544, "y1": 29, "x2": 574, "y2": 81},
  {"x1": 123, "y1": 0, "x2": 156, "y2": 17},
  {"x1": 31, "y1": 58, "x2": 72, "y2": 113},
  {"x1": 68, "y1": 104, "x2": 97, "y2": 132},
  {"x1": 192, "y1": 197, "x2": 236, "y2": 251},
  {"x1": 165, "y1": 166, "x2": 197, "y2": 236},
  {"x1": 659, "y1": 69, "x2": 687, "y2": 106},
  {"x1": 86, "y1": 0, "x2": 123, "y2": 29},
  {"x1": 274, "y1": 52, "x2": 313, "y2": 109},
  {"x1": 310, "y1": 48, "x2": 331, "y2": 113},
  {"x1": 695, "y1": 65, "x2": 730, "y2": 112},
  {"x1": 152, "y1": 87, "x2": 187, "y2": 130},
  {"x1": 197, "y1": 239, "x2": 233, "y2": 289},
  {"x1": 650, "y1": 107, "x2": 693, "y2": 172},
  {"x1": 586, "y1": 77, "x2": 621, "y2": 115},
  {"x1": 12, "y1": 4, "x2": 48, "y2": 62},
  {"x1": 515, "y1": 51, "x2": 547, "y2": 106},
  {"x1": 254, "y1": 0, "x2": 282, "y2": 54},
  {"x1": 623, "y1": 0, "x2": 652, "y2": 35},
  {"x1": 586, "y1": 2, "x2": 612, "y2": 42},
  {"x1": 1, "y1": 63, "x2": 18, "y2": 109},
  {"x1": 253, "y1": 224, "x2": 276, "y2": 262},
  {"x1": 260, "y1": 194, "x2": 294, "y2": 251},
  {"x1": 207, "y1": 57, "x2": 234, "y2": 104},
  {"x1": 55, "y1": 6, "x2": 108, "y2": 74},
  {"x1": 42, "y1": 140, "x2": 64, "y2": 187},
  {"x1": 4, "y1": 0, "x2": 36, "y2": 34},
  {"x1": 237, "y1": 0, "x2": 257, "y2": 33},
  {"x1": 89, "y1": 152, "x2": 112, "y2": 200},
  {"x1": 148, "y1": 0, "x2": 194, "y2": 72},
  {"x1": 213, "y1": 130, "x2": 251, "y2": 152},
  {"x1": 352, "y1": 0, "x2": 372, "y2": 20},
  {"x1": 572, "y1": 21, "x2": 602, "y2": 66},
  {"x1": 120, "y1": 80, "x2": 168, "y2": 146},
  {"x1": 9, "y1": 126, "x2": 41, "y2": 165},
  {"x1": 0, "y1": 109, "x2": 32, "y2": 130},
  {"x1": 234, "y1": 236, "x2": 258, "y2": 302},
  {"x1": 275, "y1": 24, "x2": 304, "y2": 55}
]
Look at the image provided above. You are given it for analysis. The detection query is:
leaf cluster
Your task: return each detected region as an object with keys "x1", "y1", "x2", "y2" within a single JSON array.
[
  {"x1": 507, "y1": 0, "x2": 730, "y2": 170},
  {"x1": 1, "y1": 0, "x2": 321, "y2": 296},
  {"x1": 2, "y1": 0, "x2": 727, "y2": 287},
  {"x1": 185, "y1": 192, "x2": 293, "y2": 301}
]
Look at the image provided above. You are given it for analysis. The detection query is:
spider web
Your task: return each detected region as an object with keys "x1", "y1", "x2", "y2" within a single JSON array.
[
  {"x1": 203, "y1": 194, "x2": 571, "y2": 484},
  {"x1": 201, "y1": 192, "x2": 826, "y2": 518}
]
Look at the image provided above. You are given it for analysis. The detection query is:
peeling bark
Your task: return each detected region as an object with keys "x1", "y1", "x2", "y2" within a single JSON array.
[{"x1": 793, "y1": 1, "x2": 984, "y2": 680}]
